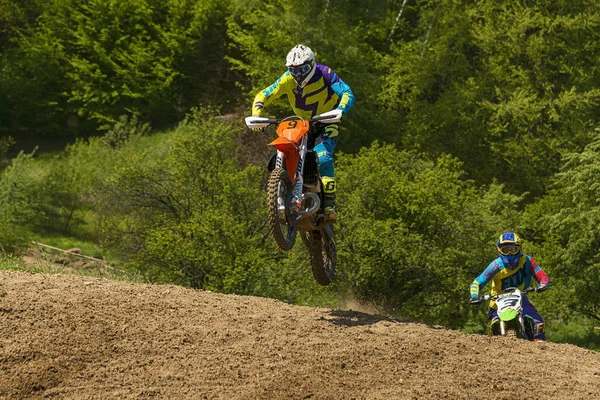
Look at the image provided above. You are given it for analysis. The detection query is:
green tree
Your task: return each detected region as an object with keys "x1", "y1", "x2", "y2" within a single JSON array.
[
  {"x1": 1, "y1": 0, "x2": 232, "y2": 135},
  {"x1": 378, "y1": 0, "x2": 600, "y2": 198},
  {"x1": 335, "y1": 142, "x2": 522, "y2": 327},
  {"x1": 0, "y1": 151, "x2": 43, "y2": 250},
  {"x1": 95, "y1": 112, "x2": 274, "y2": 292},
  {"x1": 0, "y1": 0, "x2": 45, "y2": 49},
  {"x1": 524, "y1": 129, "x2": 600, "y2": 323}
]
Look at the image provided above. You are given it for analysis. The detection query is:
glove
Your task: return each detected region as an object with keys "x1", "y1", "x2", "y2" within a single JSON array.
[
  {"x1": 317, "y1": 109, "x2": 343, "y2": 123},
  {"x1": 535, "y1": 284, "x2": 548, "y2": 293},
  {"x1": 246, "y1": 115, "x2": 266, "y2": 132},
  {"x1": 469, "y1": 297, "x2": 480, "y2": 304}
]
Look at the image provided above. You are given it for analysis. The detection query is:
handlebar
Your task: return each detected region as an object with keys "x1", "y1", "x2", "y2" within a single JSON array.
[
  {"x1": 469, "y1": 286, "x2": 541, "y2": 305},
  {"x1": 245, "y1": 110, "x2": 343, "y2": 130}
]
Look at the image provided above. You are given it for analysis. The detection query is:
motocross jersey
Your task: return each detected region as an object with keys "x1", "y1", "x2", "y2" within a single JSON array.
[
  {"x1": 252, "y1": 64, "x2": 355, "y2": 120},
  {"x1": 470, "y1": 255, "x2": 550, "y2": 309}
]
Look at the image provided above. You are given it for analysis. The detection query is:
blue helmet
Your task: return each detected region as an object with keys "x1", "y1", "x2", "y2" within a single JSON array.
[{"x1": 497, "y1": 232, "x2": 522, "y2": 269}]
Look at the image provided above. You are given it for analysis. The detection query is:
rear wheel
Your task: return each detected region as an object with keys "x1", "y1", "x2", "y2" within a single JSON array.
[
  {"x1": 308, "y1": 229, "x2": 336, "y2": 286},
  {"x1": 266, "y1": 168, "x2": 297, "y2": 250},
  {"x1": 300, "y1": 230, "x2": 311, "y2": 249}
]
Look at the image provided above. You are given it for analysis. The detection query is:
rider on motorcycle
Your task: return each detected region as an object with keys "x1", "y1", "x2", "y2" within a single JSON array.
[
  {"x1": 469, "y1": 232, "x2": 551, "y2": 341},
  {"x1": 251, "y1": 44, "x2": 355, "y2": 221}
]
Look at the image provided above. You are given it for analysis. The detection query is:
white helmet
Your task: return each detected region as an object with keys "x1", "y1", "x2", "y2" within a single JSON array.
[{"x1": 285, "y1": 44, "x2": 316, "y2": 87}]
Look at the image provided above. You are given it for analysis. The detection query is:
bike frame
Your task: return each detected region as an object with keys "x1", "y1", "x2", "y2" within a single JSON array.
[
  {"x1": 269, "y1": 117, "x2": 310, "y2": 208},
  {"x1": 482, "y1": 287, "x2": 536, "y2": 340},
  {"x1": 245, "y1": 111, "x2": 341, "y2": 222},
  {"x1": 245, "y1": 111, "x2": 341, "y2": 285}
]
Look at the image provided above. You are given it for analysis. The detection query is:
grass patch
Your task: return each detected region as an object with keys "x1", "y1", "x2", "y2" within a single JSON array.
[
  {"x1": 29, "y1": 231, "x2": 105, "y2": 260},
  {"x1": 0, "y1": 254, "x2": 26, "y2": 271},
  {"x1": 1, "y1": 244, "x2": 145, "y2": 284},
  {"x1": 547, "y1": 320, "x2": 600, "y2": 351}
]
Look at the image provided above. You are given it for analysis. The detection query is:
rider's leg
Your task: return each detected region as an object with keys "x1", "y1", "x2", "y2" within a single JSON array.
[
  {"x1": 522, "y1": 297, "x2": 546, "y2": 341},
  {"x1": 314, "y1": 124, "x2": 339, "y2": 220},
  {"x1": 321, "y1": 175, "x2": 337, "y2": 220},
  {"x1": 488, "y1": 307, "x2": 501, "y2": 335}
]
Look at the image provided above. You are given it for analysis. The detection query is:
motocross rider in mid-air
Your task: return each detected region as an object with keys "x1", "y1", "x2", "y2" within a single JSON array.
[
  {"x1": 250, "y1": 44, "x2": 355, "y2": 222},
  {"x1": 470, "y1": 232, "x2": 551, "y2": 342}
]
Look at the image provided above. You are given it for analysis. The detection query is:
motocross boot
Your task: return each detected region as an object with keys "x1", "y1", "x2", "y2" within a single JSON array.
[{"x1": 322, "y1": 176, "x2": 337, "y2": 221}]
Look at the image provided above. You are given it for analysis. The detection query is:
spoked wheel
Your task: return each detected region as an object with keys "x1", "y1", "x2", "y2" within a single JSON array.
[
  {"x1": 308, "y1": 228, "x2": 336, "y2": 286},
  {"x1": 300, "y1": 230, "x2": 311, "y2": 249},
  {"x1": 266, "y1": 168, "x2": 297, "y2": 251}
]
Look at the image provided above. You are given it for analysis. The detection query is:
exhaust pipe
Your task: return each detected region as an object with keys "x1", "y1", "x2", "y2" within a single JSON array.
[{"x1": 299, "y1": 192, "x2": 320, "y2": 217}]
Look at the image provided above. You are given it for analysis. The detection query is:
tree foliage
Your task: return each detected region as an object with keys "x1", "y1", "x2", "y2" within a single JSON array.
[
  {"x1": 379, "y1": 0, "x2": 600, "y2": 197},
  {"x1": 335, "y1": 143, "x2": 522, "y2": 327},
  {"x1": 94, "y1": 111, "x2": 274, "y2": 292},
  {"x1": 524, "y1": 130, "x2": 600, "y2": 323},
  {"x1": 1, "y1": 0, "x2": 231, "y2": 133},
  {"x1": 2, "y1": 0, "x2": 600, "y2": 347},
  {"x1": 0, "y1": 151, "x2": 43, "y2": 250}
]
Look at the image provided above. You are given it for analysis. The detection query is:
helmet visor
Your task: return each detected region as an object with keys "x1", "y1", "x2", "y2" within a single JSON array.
[
  {"x1": 499, "y1": 245, "x2": 521, "y2": 256},
  {"x1": 288, "y1": 64, "x2": 312, "y2": 77}
]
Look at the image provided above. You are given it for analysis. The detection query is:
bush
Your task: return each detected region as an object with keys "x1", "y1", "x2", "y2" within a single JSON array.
[
  {"x1": 0, "y1": 150, "x2": 43, "y2": 250},
  {"x1": 335, "y1": 142, "x2": 522, "y2": 327},
  {"x1": 95, "y1": 111, "x2": 274, "y2": 292}
]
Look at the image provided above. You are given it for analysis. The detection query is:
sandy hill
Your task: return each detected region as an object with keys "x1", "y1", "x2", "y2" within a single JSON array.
[{"x1": 0, "y1": 270, "x2": 599, "y2": 399}]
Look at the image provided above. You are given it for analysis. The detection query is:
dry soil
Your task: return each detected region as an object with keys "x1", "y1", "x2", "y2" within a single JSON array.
[{"x1": 1, "y1": 270, "x2": 599, "y2": 399}]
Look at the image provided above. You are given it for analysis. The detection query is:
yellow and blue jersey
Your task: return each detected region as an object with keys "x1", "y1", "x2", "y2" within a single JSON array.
[
  {"x1": 252, "y1": 64, "x2": 355, "y2": 119},
  {"x1": 470, "y1": 255, "x2": 550, "y2": 308}
]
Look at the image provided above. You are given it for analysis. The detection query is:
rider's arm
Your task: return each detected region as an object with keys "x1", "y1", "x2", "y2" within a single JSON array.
[
  {"x1": 252, "y1": 73, "x2": 291, "y2": 117},
  {"x1": 529, "y1": 257, "x2": 550, "y2": 287},
  {"x1": 322, "y1": 67, "x2": 355, "y2": 114},
  {"x1": 470, "y1": 260, "x2": 499, "y2": 298},
  {"x1": 330, "y1": 75, "x2": 354, "y2": 114},
  {"x1": 469, "y1": 279, "x2": 482, "y2": 299}
]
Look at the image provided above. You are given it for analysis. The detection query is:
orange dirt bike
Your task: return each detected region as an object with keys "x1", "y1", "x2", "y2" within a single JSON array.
[{"x1": 245, "y1": 110, "x2": 342, "y2": 286}]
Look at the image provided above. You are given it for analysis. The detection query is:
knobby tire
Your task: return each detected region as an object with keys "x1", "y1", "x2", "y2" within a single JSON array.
[
  {"x1": 266, "y1": 168, "x2": 297, "y2": 251},
  {"x1": 308, "y1": 230, "x2": 336, "y2": 286}
]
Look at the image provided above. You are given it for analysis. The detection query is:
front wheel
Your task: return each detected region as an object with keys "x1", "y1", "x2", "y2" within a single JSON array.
[
  {"x1": 308, "y1": 228, "x2": 336, "y2": 286},
  {"x1": 267, "y1": 168, "x2": 297, "y2": 251}
]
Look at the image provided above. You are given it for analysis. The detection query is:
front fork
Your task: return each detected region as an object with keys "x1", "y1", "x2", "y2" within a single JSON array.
[
  {"x1": 495, "y1": 315, "x2": 528, "y2": 338},
  {"x1": 499, "y1": 321, "x2": 507, "y2": 336}
]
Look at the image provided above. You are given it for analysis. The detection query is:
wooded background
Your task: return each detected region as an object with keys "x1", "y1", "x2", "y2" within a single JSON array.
[{"x1": 1, "y1": 0, "x2": 599, "y2": 348}]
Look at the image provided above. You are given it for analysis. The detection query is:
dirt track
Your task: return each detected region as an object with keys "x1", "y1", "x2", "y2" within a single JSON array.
[{"x1": 1, "y1": 270, "x2": 599, "y2": 399}]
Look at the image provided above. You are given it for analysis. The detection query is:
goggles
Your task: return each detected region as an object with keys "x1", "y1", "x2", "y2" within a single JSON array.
[
  {"x1": 288, "y1": 64, "x2": 312, "y2": 76},
  {"x1": 498, "y1": 245, "x2": 521, "y2": 256}
]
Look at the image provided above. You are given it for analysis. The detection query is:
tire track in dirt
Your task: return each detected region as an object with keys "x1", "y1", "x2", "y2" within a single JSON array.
[{"x1": 0, "y1": 271, "x2": 599, "y2": 399}]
